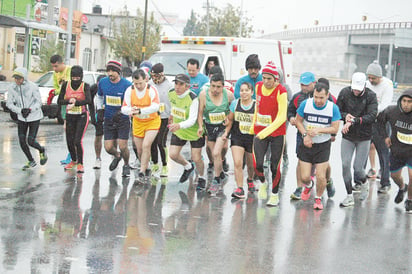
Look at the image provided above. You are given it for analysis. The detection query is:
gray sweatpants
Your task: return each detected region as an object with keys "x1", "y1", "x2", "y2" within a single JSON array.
[{"x1": 341, "y1": 138, "x2": 371, "y2": 194}]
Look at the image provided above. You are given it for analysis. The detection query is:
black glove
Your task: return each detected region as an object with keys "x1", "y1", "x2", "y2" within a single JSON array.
[
  {"x1": 97, "y1": 109, "x2": 104, "y2": 123},
  {"x1": 21, "y1": 108, "x2": 31, "y2": 118},
  {"x1": 112, "y1": 110, "x2": 122, "y2": 123}
]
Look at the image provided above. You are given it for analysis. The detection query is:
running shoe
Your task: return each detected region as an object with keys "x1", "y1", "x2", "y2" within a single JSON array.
[
  {"x1": 247, "y1": 179, "x2": 256, "y2": 193},
  {"x1": 60, "y1": 153, "x2": 71, "y2": 165},
  {"x1": 301, "y1": 181, "x2": 313, "y2": 201},
  {"x1": 93, "y1": 158, "x2": 101, "y2": 169},
  {"x1": 232, "y1": 187, "x2": 245, "y2": 199},
  {"x1": 109, "y1": 155, "x2": 122, "y2": 171},
  {"x1": 378, "y1": 185, "x2": 391, "y2": 194},
  {"x1": 395, "y1": 184, "x2": 408, "y2": 204},
  {"x1": 340, "y1": 195, "x2": 355, "y2": 207},
  {"x1": 208, "y1": 178, "x2": 220, "y2": 196},
  {"x1": 129, "y1": 158, "x2": 140, "y2": 170},
  {"x1": 367, "y1": 168, "x2": 377, "y2": 178},
  {"x1": 267, "y1": 193, "x2": 279, "y2": 207},
  {"x1": 258, "y1": 182, "x2": 268, "y2": 200},
  {"x1": 405, "y1": 199, "x2": 412, "y2": 213},
  {"x1": 64, "y1": 161, "x2": 77, "y2": 170},
  {"x1": 290, "y1": 187, "x2": 302, "y2": 200},
  {"x1": 196, "y1": 177, "x2": 206, "y2": 191},
  {"x1": 313, "y1": 198, "x2": 323, "y2": 210},
  {"x1": 179, "y1": 162, "x2": 195, "y2": 183},
  {"x1": 22, "y1": 160, "x2": 36, "y2": 170},
  {"x1": 134, "y1": 172, "x2": 145, "y2": 184},
  {"x1": 352, "y1": 183, "x2": 361, "y2": 192},
  {"x1": 360, "y1": 182, "x2": 369, "y2": 201},
  {"x1": 219, "y1": 171, "x2": 228, "y2": 182},
  {"x1": 326, "y1": 178, "x2": 336, "y2": 198},
  {"x1": 151, "y1": 163, "x2": 160, "y2": 173},
  {"x1": 39, "y1": 150, "x2": 48, "y2": 165},
  {"x1": 122, "y1": 165, "x2": 131, "y2": 177},
  {"x1": 77, "y1": 164, "x2": 84, "y2": 173},
  {"x1": 160, "y1": 165, "x2": 168, "y2": 177}
]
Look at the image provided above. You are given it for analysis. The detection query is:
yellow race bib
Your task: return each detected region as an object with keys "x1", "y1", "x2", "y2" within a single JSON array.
[
  {"x1": 397, "y1": 131, "x2": 412, "y2": 145},
  {"x1": 209, "y1": 112, "x2": 226, "y2": 124},
  {"x1": 106, "y1": 96, "x2": 121, "y2": 106},
  {"x1": 68, "y1": 105, "x2": 82, "y2": 114},
  {"x1": 256, "y1": 113, "x2": 272, "y2": 127},
  {"x1": 171, "y1": 106, "x2": 186, "y2": 120},
  {"x1": 159, "y1": 103, "x2": 165, "y2": 113}
]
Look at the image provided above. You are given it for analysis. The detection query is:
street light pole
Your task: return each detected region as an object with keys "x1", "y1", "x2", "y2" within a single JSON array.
[{"x1": 141, "y1": 0, "x2": 148, "y2": 61}]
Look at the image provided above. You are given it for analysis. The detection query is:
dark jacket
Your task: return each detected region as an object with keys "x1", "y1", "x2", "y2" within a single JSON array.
[
  {"x1": 378, "y1": 89, "x2": 412, "y2": 159},
  {"x1": 336, "y1": 86, "x2": 378, "y2": 141}
]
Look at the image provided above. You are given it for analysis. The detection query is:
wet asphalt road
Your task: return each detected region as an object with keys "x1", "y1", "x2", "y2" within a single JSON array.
[{"x1": 0, "y1": 83, "x2": 410, "y2": 273}]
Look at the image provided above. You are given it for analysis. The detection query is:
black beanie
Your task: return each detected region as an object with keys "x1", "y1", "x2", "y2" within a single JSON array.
[
  {"x1": 245, "y1": 54, "x2": 261, "y2": 70},
  {"x1": 71, "y1": 65, "x2": 83, "y2": 79}
]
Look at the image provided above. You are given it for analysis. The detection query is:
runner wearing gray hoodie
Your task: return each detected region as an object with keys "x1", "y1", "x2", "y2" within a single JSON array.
[
  {"x1": 377, "y1": 89, "x2": 412, "y2": 212},
  {"x1": 6, "y1": 67, "x2": 47, "y2": 170}
]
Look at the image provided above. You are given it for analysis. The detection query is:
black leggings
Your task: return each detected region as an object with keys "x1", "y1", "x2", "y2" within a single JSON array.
[
  {"x1": 66, "y1": 113, "x2": 89, "y2": 164},
  {"x1": 151, "y1": 118, "x2": 169, "y2": 166},
  {"x1": 253, "y1": 135, "x2": 285, "y2": 194},
  {"x1": 18, "y1": 120, "x2": 44, "y2": 161}
]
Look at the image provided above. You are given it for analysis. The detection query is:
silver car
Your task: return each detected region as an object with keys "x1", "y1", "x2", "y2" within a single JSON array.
[{"x1": 36, "y1": 71, "x2": 105, "y2": 124}]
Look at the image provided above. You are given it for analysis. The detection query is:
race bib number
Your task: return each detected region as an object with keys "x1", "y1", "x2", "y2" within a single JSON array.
[
  {"x1": 68, "y1": 105, "x2": 82, "y2": 114},
  {"x1": 171, "y1": 106, "x2": 186, "y2": 120},
  {"x1": 235, "y1": 112, "x2": 253, "y2": 134},
  {"x1": 135, "y1": 113, "x2": 150, "y2": 119},
  {"x1": 239, "y1": 122, "x2": 252, "y2": 134},
  {"x1": 256, "y1": 113, "x2": 272, "y2": 127},
  {"x1": 209, "y1": 112, "x2": 226, "y2": 124},
  {"x1": 106, "y1": 96, "x2": 121, "y2": 106},
  {"x1": 397, "y1": 131, "x2": 412, "y2": 145},
  {"x1": 306, "y1": 124, "x2": 326, "y2": 136},
  {"x1": 159, "y1": 103, "x2": 165, "y2": 113}
]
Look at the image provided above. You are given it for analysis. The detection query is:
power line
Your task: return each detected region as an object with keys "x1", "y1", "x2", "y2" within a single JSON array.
[{"x1": 149, "y1": 0, "x2": 182, "y2": 35}]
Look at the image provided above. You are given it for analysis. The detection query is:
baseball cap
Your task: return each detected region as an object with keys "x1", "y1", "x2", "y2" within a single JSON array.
[
  {"x1": 351, "y1": 72, "x2": 367, "y2": 91},
  {"x1": 299, "y1": 72, "x2": 315, "y2": 85},
  {"x1": 173, "y1": 74, "x2": 190, "y2": 84}
]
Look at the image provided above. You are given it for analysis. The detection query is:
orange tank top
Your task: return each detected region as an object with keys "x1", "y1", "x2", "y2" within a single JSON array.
[{"x1": 131, "y1": 84, "x2": 159, "y2": 122}]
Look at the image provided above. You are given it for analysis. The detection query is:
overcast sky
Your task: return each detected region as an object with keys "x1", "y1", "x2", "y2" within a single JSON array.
[{"x1": 81, "y1": 0, "x2": 412, "y2": 34}]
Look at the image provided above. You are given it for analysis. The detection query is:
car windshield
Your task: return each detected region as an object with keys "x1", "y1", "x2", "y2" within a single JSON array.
[
  {"x1": 0, "y1": 82, "x2": 11, "y2": 93},
  {"x1": 35, "y1": 72, "x2": 54, "y2": 87},
  {"x1": 149, "y1": 52, "x2": 204, "y2": 76}
]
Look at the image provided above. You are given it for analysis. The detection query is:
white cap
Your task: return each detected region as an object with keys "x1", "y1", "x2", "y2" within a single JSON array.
[{"x1": 351, "y1": 72, "x2": 366, "y2": 91}]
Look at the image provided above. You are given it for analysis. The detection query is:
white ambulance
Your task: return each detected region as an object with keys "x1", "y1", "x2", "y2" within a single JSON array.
[{"x1": 148, "y1": 36, "x2": 293, "y2": 86}]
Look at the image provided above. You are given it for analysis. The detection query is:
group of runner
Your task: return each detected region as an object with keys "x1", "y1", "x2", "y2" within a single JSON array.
[{"x1": 7, "y1": 54, "x2": 412, "y2": 213}]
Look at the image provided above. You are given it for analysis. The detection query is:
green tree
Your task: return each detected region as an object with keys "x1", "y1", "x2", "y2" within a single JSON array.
[
  {"x1": 183, "y1": 10, "x2": 198, "y2": 36},
  {"x1": 185, "y1": 4, "x2": 253, "y2": 37},
  {"x1": 37, "y1": 37, "x2": 64, "y2": 72},
  {"x1": 109, "y1": 10, "x2": 161, "y2": 66}
]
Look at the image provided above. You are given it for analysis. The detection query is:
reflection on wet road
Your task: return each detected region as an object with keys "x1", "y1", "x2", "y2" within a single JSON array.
[{"x1": 0, "y1": 105, "x2": 410, "y2": 273}]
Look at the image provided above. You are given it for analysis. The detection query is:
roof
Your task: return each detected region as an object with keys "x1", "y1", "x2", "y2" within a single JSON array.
[{"x1": 0, "y1": 15, "x2": 66, "y2": 33}]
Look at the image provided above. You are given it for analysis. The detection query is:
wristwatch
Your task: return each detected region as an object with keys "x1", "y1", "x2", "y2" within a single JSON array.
[{"x1": 302, "y1": 133, "x2": 307, "y2": 138}]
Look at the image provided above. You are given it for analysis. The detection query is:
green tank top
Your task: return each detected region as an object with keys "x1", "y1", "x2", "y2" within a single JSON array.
[
  {"x1": 203, "y1": 87, "x2": 230, "y2": 125},
  {"x1": 168, "y1": 89, "x2": 200, "y2": 141}
]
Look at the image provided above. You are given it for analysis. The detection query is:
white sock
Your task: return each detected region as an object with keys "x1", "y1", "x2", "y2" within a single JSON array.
[{"x1": 184, "y1": 163, "x2": 192, "y2": 170}]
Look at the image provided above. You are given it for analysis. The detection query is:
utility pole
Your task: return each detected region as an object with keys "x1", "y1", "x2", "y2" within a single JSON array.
[
  {"x1": 65, "y1": 0, "x2": 74, "y2": 64},
  {"x1": 142, "y1": 0, "x2": 148, "y2": 61},
  {"x1": 203, "y1": 0, "x2": 213, "y2": 36},
  {"x1": 239, "y1": 0, "x2": 243, "y2": 37}
]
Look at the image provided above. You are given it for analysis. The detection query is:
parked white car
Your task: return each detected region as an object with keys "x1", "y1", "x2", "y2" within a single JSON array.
[{"x1": 37, "y1": 71, "x2": 105, "y2": 124}]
